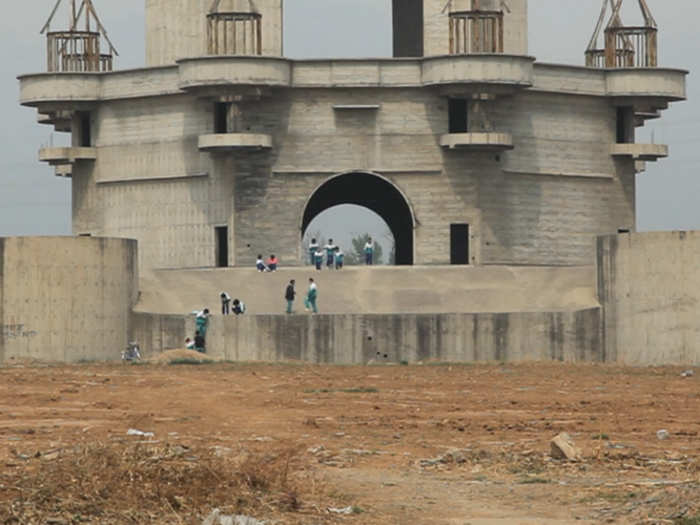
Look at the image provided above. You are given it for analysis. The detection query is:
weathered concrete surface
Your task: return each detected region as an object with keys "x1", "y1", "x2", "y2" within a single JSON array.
[
  {"x1": 0, "y1": 237, "x2": 138, "y2": 363},
  {"x1": 135, "y1": 265, "x2": 598, "y2": 315},
  {"x1": 597, "y1": 231, "x2": 700, "y2": 365},
  {"x1": 132, "y1": 309, "x2": 601, "y2": 364}
]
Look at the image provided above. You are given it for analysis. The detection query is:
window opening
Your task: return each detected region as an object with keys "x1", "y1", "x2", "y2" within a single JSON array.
[
  {"x1": 450, "y1": 224, "x2": 470, "y2": 265},
  {"x1": 214, "y1": 103, "x2": 229, "y2": 134},
  {"x1": 79, "y1": 111, "x2": 92, "y2": 147},
  {"x1": 215, "y1": 226, "x2": 229, "y2": 267},
  {"x1": 449, "y1": 99, "x2": 469, "y2": 133}
]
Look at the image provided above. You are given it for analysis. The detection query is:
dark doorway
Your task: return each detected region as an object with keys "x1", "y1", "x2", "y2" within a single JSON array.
[
  {"x1": 616, "y1": 106, "x2": 634, "y2": 144},
  {"x1": 215, "y1": 226, "x2": 228, "y2": 267},
  {"x1": 302, "y1": 172, "x2": 414, "y2": 265},
  {"x1": 449, "y1": 99, "x2": 468, "y2": 133},
  {"x1": 79, "y1": 111, "x2": 92, "y2": 147},
  {"x1": 450, "y1": 224, "x2": 470, "y2": 265},
  {"x1": 392, "y1": 0, "x2": 423, "y2": 57},
  {"x1": 214, "y1": 103, "x2": 228, "y2": 133}
]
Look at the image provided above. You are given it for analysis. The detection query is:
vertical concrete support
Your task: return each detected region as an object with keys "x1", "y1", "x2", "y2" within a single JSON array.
[
  {"x1": 597, "y1": 232, "x2": 700, "y2": 365},
  {"x1": 0, "y1": 239, "x2": 4, "y2": 364},
  {"x1": 146, "y1": 0, "x2": 283, "y2": 66},
  {"x1": 0, "y1": 237, "x2": 138, "y2": 363}
]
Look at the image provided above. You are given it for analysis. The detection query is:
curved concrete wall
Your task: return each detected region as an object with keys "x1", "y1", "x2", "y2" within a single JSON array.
[
  {"x1": 0, "y1": 237, "x2": 138, "y2": 363},
  {"x1": 132, "y1": 309, "x2": 601, "y2": 364}
]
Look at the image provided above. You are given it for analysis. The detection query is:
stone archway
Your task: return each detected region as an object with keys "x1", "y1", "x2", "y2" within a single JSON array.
[{"x1": 301, "y1": 172, "x2": 415, "y2": 265}]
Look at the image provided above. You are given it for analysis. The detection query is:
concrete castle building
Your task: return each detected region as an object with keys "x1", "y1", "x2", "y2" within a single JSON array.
[{"x1": 19, "y1": 0, "x2": 686, "y2": 271}]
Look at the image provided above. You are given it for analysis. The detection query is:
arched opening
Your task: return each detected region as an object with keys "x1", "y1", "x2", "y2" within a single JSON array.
[{"x1": 302, "y1": 172, "x2": 414, "y2": 265}]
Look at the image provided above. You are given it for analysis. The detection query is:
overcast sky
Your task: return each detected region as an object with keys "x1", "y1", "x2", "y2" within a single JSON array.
[{"x1": 0, "y1": 0, "x2": 698, "y2": 242}]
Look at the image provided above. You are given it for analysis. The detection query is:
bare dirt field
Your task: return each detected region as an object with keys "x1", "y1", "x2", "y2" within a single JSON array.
[{"x1": 1, "y1": 360, "x2": 699, "y2": 524}]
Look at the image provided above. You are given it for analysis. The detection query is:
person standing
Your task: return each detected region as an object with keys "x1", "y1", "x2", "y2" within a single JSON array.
[
  {"x1": 308, "y1": 238, "x2": 319, "y2": 265},
  {"x1": 314, "y1": 247, "x2": 324, "y2": 271},
  {"x1": 305, "y1": 278, "x2": 318, "y2": 314},
  {"x1": 335, "y1": 247, "x2": 345, "y2": 270},
  {"x1": 325, "y1": 238, "x2": 337, "y2": 270},
  {"x1": 220, "y1": 291, "x2": 231, "y2": 315},
  {"x1": 285, "y1": 279, "x2": 296, "y2": 314},
  {"x1": 364, "y1": 237, "x2": 375, "y2": 265}
]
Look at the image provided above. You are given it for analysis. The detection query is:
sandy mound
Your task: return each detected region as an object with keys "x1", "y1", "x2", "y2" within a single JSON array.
[{"x1": 148, "y1": 348, "x2": 214, "y2": 364}]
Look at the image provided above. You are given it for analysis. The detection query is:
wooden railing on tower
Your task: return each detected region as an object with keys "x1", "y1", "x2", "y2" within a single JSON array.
[
  {"x1": 41, "y1": 0, "x2": 117, "y2": 73},
  {"x1": 207, "y1": 12, "x2": 262, "y2": 56},
  {"x1": 449, "y1": 10, "x2": 504, "y2": 55},
  {"x1": 585, "y1": 0, "x2": 658, "y2": 69}
]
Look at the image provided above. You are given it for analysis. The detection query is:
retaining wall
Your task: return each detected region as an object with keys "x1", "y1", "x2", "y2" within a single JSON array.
[
  {"x1": 132, "y1": 309, "x2": 602, "y2": 364},
  {"x1": 598, "y1": 231, "x2": 700, "y2": 365},
  {"x1": 0, "y1": 237, "x2": 138, "y2": 363}
]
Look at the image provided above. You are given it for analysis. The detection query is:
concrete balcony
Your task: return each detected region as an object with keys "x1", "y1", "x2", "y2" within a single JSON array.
[
  {"x1": 198, "y1": 133, "x2": 272, "y2": 151},
  {"x1": 440, "y1": 132, "x2": 514, "y2": 151},
  {"x1": 178, "y1": 56, "x2": 291, "y2": 93},
  {"x1": 610, "y1": 143, "x2": 668, "y2": 162},
  {"x1": 422, "y1": 55, "x2": 534, "y2": 94},
  {"x1": 39, "y1": 147, "x2": 97, "y2": 166},
  {"x1": 606, "y1": 69, "x2": 687, "y2": 102},
  {"x1": 18, "y1": 73, "x2": 100, "y2": 108}
]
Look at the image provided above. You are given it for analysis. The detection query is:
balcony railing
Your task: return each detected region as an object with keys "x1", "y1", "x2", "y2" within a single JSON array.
[
  {"x1": 47, "y1": 31, "x2": 113, "y2": 72},
  {"x1": 605, "y1": 26, "x2": 657, "y2": 68},
  {"x1": 449, "y1": 10, "x2": 504, "y2": 55},
  {"x1": 207, "y1": 12, "x2": 262, "y2": 56}
]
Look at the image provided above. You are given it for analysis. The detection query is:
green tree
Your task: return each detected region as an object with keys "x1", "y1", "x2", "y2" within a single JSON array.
[{"x1": 349, "y1": 233, "x2": 384, "y2": 265}]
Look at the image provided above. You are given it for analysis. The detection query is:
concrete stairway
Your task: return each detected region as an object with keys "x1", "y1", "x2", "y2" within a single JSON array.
[{"x1": 135, "y1": 265, "x2": 598, "y2": 315}]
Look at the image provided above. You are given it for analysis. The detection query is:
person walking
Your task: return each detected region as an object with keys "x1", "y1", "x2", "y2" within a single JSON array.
[
  {"x1": 364, "y1": 237, "x2": 375, "y2": 265},
  {"x1": 285, "y1": 279, "x2": 296, "y2": 314},
  {"x1": 314, "y1": 247, "x2": 324, "y2": 271},
  {"x1": 325, "y1": 238, "x2": 337, "y2": 270},
  {"x1": 220, "y1": 291, "x2": 231, "y2": 315},
  {"x1": 305, "y1": 278, "x2": 318, "y2": 314},
  {"x1": 308, "y1": 238, "x2": 319, "y2": 265}
]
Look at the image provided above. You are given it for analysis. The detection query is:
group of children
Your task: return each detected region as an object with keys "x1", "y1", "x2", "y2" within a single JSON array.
[
  {"x1": 308, "y1": 237, "x2": 375, "y2": 269},
  {"x1": 256, "y1": 254, "x2": 279, "y2": 272},
  {"x1": 219, "y1": 292, "x2": 246, "y2": 315}
]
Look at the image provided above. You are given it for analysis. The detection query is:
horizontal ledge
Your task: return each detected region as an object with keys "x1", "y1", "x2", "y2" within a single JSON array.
[
  {"x1": 97, "y1": 173, "x2": 209, "y2": 185},
  {"x1": 610, "y1": 143, "x2": 668, "y2": 160},
  {"x1": 440, "y1": 132, "x2": 513, "y2": 150},
  {"x1": 503, "y1": 169, "x2": 614, "y2": 180},
  {"x1": 39, "y1": 147, "x2": 96, "y2": 164},
  {"x1": 198, "y1": 133, "x2": 273, "y2": 151},
  {"x1": 272, "y1": 168, "x2": 442, "y2": 176},
  {"x1": 333, "y1": 104, "x2": 380, "y2": 110}
]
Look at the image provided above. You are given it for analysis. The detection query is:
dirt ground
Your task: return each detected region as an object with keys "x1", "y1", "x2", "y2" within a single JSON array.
[{"x1": 1, "y1": 360, "x2": 699, "y2": 524}]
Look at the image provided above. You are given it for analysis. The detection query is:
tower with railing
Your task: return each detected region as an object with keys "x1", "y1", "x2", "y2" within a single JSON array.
[{"x1": 41, "y1": 0, "x2": 117, "y2": 72}]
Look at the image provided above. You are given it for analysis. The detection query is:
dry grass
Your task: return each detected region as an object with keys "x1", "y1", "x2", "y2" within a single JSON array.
[{"x1": 0, "y1": 442, "x2": 325, "y2": 524}]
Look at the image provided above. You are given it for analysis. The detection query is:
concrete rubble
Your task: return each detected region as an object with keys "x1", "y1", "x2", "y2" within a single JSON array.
[
  {"x1": 202, "y1": 509, "x2": 265, "y2": 525},
  {"x1": 550, "y1": 432, "x2": 583, "y2": 461}
]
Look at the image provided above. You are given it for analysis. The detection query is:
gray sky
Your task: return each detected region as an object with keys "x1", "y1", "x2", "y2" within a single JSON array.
[{"x1": 1, "y1": 0, "x2": 698, "y2": 240}]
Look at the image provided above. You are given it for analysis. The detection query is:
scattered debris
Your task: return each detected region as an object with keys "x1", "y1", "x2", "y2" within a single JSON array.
[
  {"x1": 681, "y1": 369, "x2": 694, "y2": 378},
  {"x1": 327, "y1": 506, "x2": 354, "y2": 515},
  {"x1": 550, "y1": 432, "x2": 583, "y2": 461},
  {"x1": 126, "y1": 428, "x2": 155, "y2": 438},
  {"x1": 656, "y1": 429, "x2": 670, "y2": 441},
  {"x1": 202, "y1": 509, "x2": 266, "y2": 525},
  {"x1": 419, "y1": 449, "x2": 468, "y2": 467}
]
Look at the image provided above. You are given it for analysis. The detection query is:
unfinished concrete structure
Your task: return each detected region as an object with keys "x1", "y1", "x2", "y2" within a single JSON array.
[{"x1": 19, "y1": 0, "x2": 686, "y2": 270}]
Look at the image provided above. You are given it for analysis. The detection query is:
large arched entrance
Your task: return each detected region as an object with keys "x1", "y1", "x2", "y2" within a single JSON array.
[{"x1": 302, "y1": 172, "x2": 414, "y2": 265}]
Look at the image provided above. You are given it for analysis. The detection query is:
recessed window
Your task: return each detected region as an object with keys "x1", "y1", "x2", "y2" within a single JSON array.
[{"x1": 449, "y1": 99, "x2": 468, "y2": 133}]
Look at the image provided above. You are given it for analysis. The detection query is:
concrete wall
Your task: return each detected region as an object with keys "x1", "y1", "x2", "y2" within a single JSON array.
[
  {"x1": 145, "y1": 0, "x2": 283, "y2": 66},
  {"x1": 0, "y1": 237, "x2": 138, "y2": 363},
  {"x1": 132, "y1": 309, "x2": 601, "y2": 364},
  {"x1": 68, "y1": 83, "x2": 634, "y2": 270},
  {"x1": 597, "y1": 231, "x2": 700, "y2": 365}
]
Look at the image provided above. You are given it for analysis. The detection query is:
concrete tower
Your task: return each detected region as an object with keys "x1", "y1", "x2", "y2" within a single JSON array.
[{"x1": 146, "y1": 0, "x2": 283, "y2": 66}]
